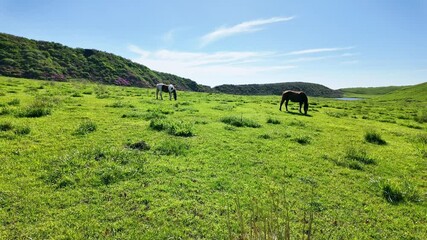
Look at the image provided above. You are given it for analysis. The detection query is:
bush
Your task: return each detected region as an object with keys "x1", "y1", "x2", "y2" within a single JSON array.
[
  {"x1": 365, "y1": 130, "x2": 386, "y2": 145},
  {"x1": 221, "y1": 116, "x2": 261, "y2": 128},
  {"x1": 74, "y1": 120, "x2": 97, "y2": 135}
]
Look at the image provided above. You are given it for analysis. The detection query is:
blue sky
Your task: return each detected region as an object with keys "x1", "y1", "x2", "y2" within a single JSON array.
[{"x1": 0, "y1": 0, "x2": 426, "y2": 89}]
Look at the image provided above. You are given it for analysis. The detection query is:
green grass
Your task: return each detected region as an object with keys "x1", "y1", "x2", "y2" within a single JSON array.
[{"x1": 0, "y1": 76, "x2": 426, "y2": 239}]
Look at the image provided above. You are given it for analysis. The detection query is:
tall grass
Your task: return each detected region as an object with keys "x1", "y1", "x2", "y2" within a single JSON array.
[
  {"x1": 74, "y1": 119, "x2": 97, "y2": 135},
  {"x1": 365, "y1": 130, "x2": 386, "y2": 145},
  {"x1": 149, "y1": 118, "x2": 194, "y2": 137},
  {"x1": 221, "y1": 115, "x2": 261, "y2": 128}
]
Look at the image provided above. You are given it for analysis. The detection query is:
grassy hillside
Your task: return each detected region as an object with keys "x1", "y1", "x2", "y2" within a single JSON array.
[
  {"x1": 340, "y1": 86, "x2": 405, "y2": 98},
  {"x1": 0, "y1": 33, "x2": 210, "y2": 92},
  {"x1": 214, "y1": 82, "x2": 342, "y2": 97},
  {"x1": 0, "y1": 76, "x2": 426, "y2": 239},
  {"x1": 375, "y1": 82, "x2": 427, "y2": 101}
]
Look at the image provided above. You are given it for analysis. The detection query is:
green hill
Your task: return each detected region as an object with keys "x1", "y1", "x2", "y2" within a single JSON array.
[
  {"x1": 214, "y1": 82, "x2": 342, "y2": 97},
  {"x1": 340, "y1": 83, "x2": 427, "y2": 101},
  {"x1": 0, "y1": 33, "x2": 210, "y2": 92},
  {"x1": 376, "y1": 82, "x2": 427, "y2": 101},
  {"x1": 340, "y1": 86, "x2": 405, "y2": 98}
]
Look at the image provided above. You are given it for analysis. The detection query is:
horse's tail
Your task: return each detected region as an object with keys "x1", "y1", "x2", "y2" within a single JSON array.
[{"x1": 279, "y1": 92, "x2": 287, "y2": 111}]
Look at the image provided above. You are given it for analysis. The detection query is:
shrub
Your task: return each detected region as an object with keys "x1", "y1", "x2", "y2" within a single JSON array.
[
  {"x1": 221, "y1": 116, "x2": 261, "y2": 128},
  {"x1": 365, "y1": 130, "x2": 386, "y2": 145},
  {"x1": 74, "y1": 120, "x2": 97, "y2": 135},
  {"x1": 155, "y1": 140, "x2": 190, "y2": 156}
]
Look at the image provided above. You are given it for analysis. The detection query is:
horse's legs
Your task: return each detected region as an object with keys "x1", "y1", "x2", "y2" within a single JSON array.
[
  {"x1": 169, "y1": 92, "x2": 172, "y2": 100},
  {"x1": 156, "y1": 89, "x2": 159, "y2": 99},
  {"x1": 299, "y1": 102, "x2": 303, "y2": 114},
  {"x1": 285, "y1": 100, "x2": 289, "y2": 111},
  {"x1": 279, "y1": 96, "x2": 285, "y2": 111}
]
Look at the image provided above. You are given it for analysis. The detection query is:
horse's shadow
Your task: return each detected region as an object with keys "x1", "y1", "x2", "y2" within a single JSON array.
[{"x1": 283, "y1": 111, "x2": 313, "y2": 117}]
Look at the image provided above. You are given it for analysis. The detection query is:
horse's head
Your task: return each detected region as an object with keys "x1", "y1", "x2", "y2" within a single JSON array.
[{"x1": 168, "y1": 84, "x2": 177, "y2": 100}]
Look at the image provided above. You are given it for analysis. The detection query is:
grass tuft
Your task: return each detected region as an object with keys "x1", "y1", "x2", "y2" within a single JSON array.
[
  {"x1": 267, "y1": 117, "x2": 281, "y2": 124},
  {"x1": 7, "y1": 98, "x2": 20, "y2": 106},
  {"x1": 365, "y1": 130, "x2": 386, "y2": 145},
  {"x1": 221, "y1": 115, "x2": 261, "y2": 128},
  {"x1": 149, "y1": 118, "x2": 194, "y2": 137},
  {"x1": 0, "y1": 122, "x2": 13, "y2": 131},
  {"x1": 293, "y1": 135, "x2": 311, "y2": 145},
  {"x1": 414, "y1": 111, "x2": 427, "y2": 123},
  {"x1": 127, "y1": 140, "x2": 151, "y2": 151},
  {"x1": 345, "y1": 146, "x2": 376, "y2": 165},
  {"x1": 155, "y1": 140, "x2": 190, "y2": 156},
  {"x1": 74, "y1": 119, "x2": 97, "y2": 135},
  {"x1": 14, "y1": 126, "x2": 31, "y2": 135},
  {"x1": 382, "y1": 182, "x2": 404, "y2": 204}
]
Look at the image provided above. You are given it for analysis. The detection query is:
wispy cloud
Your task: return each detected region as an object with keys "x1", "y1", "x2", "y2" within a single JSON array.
[
  {"x1": 200, "y1": 16, "x2": 294, "y2": 47},
  {"x1": 128, "y1": 45, "x2": 295, "y2": 86},
  {"x1": 286, "y1": 47, "x2": 354, "y2": 55}
]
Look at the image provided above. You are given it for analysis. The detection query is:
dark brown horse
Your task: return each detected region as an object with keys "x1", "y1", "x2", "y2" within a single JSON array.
[{"x1": 279, "y1": 90, "x2": 308, "y2": 115}]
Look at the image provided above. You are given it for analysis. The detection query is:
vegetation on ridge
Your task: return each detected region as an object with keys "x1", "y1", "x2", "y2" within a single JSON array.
[{"x1": 0, "y1": 32, "x2": 210, "y2": 92}]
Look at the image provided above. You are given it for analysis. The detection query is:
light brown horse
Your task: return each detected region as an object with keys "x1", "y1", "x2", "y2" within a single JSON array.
[{"x1": 279, "y1": 90, "x2": 308, "y2": 115}]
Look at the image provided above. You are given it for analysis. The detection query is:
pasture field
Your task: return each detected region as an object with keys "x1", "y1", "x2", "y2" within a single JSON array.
[{"x1": 0, "y1": 76, "x2": 426, "y2": 239}]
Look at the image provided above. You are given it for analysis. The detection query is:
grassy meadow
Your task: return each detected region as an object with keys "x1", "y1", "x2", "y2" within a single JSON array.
[{"x1": 0, "y1": 76, "x2": 426, "y2": 239}]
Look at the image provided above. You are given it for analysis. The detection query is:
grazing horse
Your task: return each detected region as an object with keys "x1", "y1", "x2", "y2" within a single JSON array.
[
  {"x1": 279, "y1": 90, "x2": 309, "y2": 115},
  {"x1": 156, "y1": 83, "x2": 177, "y2": 100}
]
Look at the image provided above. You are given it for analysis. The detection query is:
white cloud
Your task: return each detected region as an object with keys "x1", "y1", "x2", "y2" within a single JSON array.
[
  {"x1": 200, "y1": 16, "x2": 294, "y2": 47},
  {"x1": 128, "y1": 45, "x2": 295, "y2": 86},
  {"x1": 286, "y1": 47, "x2": 354, "y2": 55}
]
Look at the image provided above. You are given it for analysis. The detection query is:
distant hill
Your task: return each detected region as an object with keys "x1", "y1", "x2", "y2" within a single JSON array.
[
  {"x1": 340, "y1": 86, "x2": 405, "y2": 98},
  {"x1": 213, "y1": 82, "x2": 342, "y2": 97},
  {"x1": 0, "y1": 33, "x2": 210, "y2": 92},
  {"x1": 340, "y1": 83, "x2": 427, "y2": 101},
  {"x1": 375, "y1": 82, "x2": 427, "y2": 101}
]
